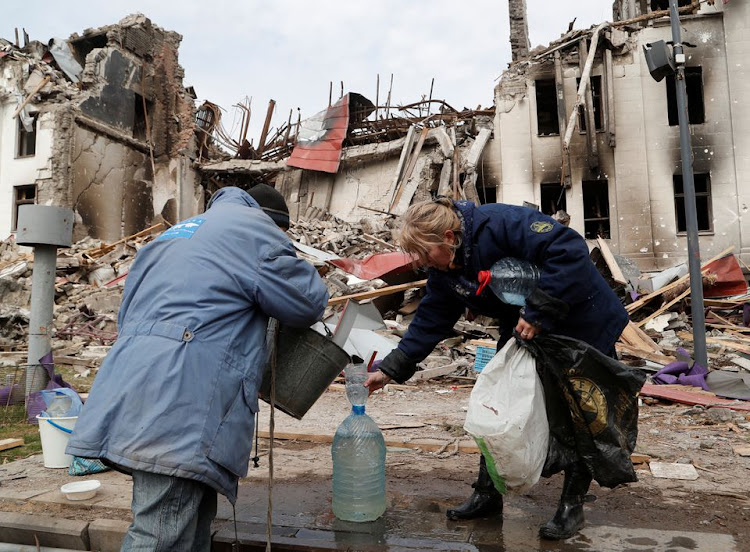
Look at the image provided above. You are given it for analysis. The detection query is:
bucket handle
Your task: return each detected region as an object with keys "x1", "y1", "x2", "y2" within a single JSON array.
[{"x1": 45, "y1": 418, "x2": 73, "y2": 434}]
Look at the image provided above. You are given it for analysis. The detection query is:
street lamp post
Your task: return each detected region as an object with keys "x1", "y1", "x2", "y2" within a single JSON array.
[
  {"x1": 668, "y1": 0, "x2": 708, "y2": 368},
  {"x1": 643, "y1": 1, "x2": 707, "y2": 369}
]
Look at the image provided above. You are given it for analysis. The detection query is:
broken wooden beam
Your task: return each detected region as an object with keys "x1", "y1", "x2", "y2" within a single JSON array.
[
  {"x1": 596, "y1": 237, "x2": 627, "y2": 285},
  {"x1": 0, "y1": 438, "x2": 24, "y2": 452},
  {"x1": 410, "y1": 362, "x2": 465, "y2": 381},
  {"x1": 12, "y1": 75, "x2": 51, "y2": 118},
  {"x1": 328, "y1": 279, "x2": 427, "y2": 306},
  {"x1": 626, "y1": 246, "x2": 734, "y2": 314}
]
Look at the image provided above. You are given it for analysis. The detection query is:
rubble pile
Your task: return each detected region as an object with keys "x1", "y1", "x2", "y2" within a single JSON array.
[
  {"x1": 290, "y1": 215, "x2": 397, "y2": 258},
  {"x1": 1, "y1": 213, "x2": 749, "y2": 405}
]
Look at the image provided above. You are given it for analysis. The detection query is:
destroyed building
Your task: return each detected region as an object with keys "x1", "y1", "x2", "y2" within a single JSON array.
[
  {"x1": 199, "y1": 93, "x2": 498, "y2": 223},
  {"x1": 201, "y1": 0, "x2": 748, "y2": 274},
  {"x1": 490, "y1": 0, "x2": 749, "y2": 270},
  {"x1": 0, "y1": 14, "x2": 201, "y2": 243}
]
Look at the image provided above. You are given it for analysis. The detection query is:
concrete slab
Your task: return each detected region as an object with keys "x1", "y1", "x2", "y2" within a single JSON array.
[
  {"x1": 571, "y1": 525, "x2": 739, "y2": 552},
  {"x1": 0, "y1": 487, "x2": 54, "y2": 502},
  {"x1": 88, "y1": 519, "x2": 131, "y2": 552},
  {"x1": 0, "y1": 512, "x2": 90, "y2": 550}
]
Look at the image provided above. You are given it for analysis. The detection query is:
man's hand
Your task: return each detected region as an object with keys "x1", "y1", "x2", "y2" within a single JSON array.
[
  {"x1": 515, "y1": 316, "x2": 540, "y2": 340},
  {"x1": 364, "y1": 370, "x2": 392, "y2": 395}
]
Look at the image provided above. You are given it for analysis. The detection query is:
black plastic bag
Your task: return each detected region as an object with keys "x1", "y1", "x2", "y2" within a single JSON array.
[{"x1": 523, "y1": 334, "x2": 647, "y2": 488}]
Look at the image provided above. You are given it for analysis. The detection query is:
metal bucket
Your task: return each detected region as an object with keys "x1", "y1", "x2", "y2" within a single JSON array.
[{"x1": 259, "y1": 325, "x2": 350, "y2": 419}]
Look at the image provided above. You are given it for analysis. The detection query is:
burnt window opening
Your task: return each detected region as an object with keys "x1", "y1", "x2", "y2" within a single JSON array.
[
  {"x1": 535, "y1": 79, "x2": 559, "y2": 136},
  {"x1": 673, "y1": 173, "x2": 712, "y2": 233},
  {"x1": 12, "y1": 185, "x2": 37, "y2": 231},
  {"x1": 133, "y1": 93, "x2": 152, "y2": 141},
  {"x1": 651, "y1": 0, "x2": 691, "y2": 11},
  {"x1": 667, "y1": 67, "x2": 704, "y2": 126},
  {"x1": 577, "y1": 75, "x2": 603, "y2": 132},
  {"x1": 477, "y1": 185, "x2": 497, "y2": 205},
  {"x1": 16, "y1": 115, "x2": 37, "y2": 158},
  {"x1": 540, "y1": 183, "x2": 567, "y2": 217},
  {"x1": 68, "y1": 34, "x2": 108, "y2": 66},
  {"x1": 582, "y1": 180, "x2": 610, "y2": 239}
]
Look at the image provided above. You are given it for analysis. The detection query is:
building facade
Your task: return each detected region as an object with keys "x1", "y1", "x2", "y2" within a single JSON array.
[{"x1": 487, "y1": 0, "x2": 748, "y2": 269}]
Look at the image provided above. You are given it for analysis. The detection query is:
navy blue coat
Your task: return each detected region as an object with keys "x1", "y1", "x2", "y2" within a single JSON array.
[
  {"x1": 381, "y1": 201, "x2": 628, "y2": 383},
  {"x1": 67, "y1": 188, "x2": 329, "y2": 502}
]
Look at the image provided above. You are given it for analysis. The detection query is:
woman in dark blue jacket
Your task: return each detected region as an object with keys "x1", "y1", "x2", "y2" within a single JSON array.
[{"x1": 365, "y1": 197, "x2": 629, "y2": 540}]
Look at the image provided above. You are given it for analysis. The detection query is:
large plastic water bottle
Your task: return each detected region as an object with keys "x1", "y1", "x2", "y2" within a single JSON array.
[
  {"x1": 331, "y1": 363, "x2": 386, "y2": 522},
  {"x1": 476, "y1": 258, "x2": 540, "y2": 306}
]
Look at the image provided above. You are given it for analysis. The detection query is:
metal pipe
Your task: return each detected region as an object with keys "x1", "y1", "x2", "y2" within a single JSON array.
[
  {"x1": 16, "y1": 204, "x2": 73, "y2": 406},
  {"x1": 669, "y1": 0, "x2": 707, "y2": 368},
  {"x1": 25, "y1": 245, "x2": 57, "y2": 396}
]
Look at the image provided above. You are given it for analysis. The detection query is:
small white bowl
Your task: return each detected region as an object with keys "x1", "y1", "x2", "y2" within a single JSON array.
[{"x1": 60, "y1": 480, "x2": 101, "y2": 501}]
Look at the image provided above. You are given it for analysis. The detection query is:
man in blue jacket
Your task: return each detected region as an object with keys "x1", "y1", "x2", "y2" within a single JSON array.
[
  {"x1": 67, "y1": 186, "x2": 329, "y2": 551},
  {"x1": 365, "y1": 197, "x2": 629, "y2": 540}
]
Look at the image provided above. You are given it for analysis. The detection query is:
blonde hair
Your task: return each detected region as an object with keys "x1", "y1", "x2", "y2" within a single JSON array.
[{"x1": 399, "y1": 198, "x2": 462, "y2": 264}]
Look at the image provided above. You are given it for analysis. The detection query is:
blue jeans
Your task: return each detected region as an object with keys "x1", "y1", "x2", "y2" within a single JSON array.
[{"x1": 121, "y1": 470, "x2": 218, "y2": 552}]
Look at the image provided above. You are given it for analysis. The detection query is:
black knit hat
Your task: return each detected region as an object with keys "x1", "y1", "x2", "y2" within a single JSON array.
[{"x1": 247, "y1": 184, "x2": 290, "y2": 229}]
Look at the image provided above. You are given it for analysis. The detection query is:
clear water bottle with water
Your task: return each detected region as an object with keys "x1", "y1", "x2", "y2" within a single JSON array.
[
  {"x1": 331, "y1": 363, "x2": 386, "y2": 522},
  {"x1": 476, "y1": 257, "x2": 540, "y2": 306}
]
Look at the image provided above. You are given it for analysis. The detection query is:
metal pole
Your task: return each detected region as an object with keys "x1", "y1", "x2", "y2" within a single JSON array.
[
  {"x1": 669, "y1": 0, "x2": 707, "y2": 368},
  {"x1": 16, "y1": 204, "x2": 74, "y2": 409},
  {"x1": 25, "y1": 245, "x2": 57, "y2": 396}
]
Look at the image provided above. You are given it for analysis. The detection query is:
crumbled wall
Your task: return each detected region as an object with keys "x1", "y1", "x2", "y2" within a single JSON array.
[
  {"x1": 508, "y1": 0, "x2": 530, "y2": 61},
  {"x1": 0, "y1": 13, "x2": 200, "y2": 242},
  {"x1": 71, "y1": 125, "x2": 152, "y2": 241}
]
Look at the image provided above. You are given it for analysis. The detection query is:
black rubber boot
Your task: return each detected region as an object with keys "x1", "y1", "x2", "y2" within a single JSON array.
[
  {"x1": 539, "y1": 463, "x2": 593, "y2": 540},
  {"x1": 446, "y1": 456, "x2": 503, "y2": 521}
]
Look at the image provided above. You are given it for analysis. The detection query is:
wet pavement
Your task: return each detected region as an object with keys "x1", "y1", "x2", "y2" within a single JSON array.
[
  {"x1": 212, "y1": 478, "x2": 739, "y2": 551},
  {"x1": 0, "y1": 454, "x2": 741, "y2": 551}
]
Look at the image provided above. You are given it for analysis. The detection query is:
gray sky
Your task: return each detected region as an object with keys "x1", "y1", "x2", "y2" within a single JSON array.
[{"x1": 5, "y1": 1, "x2": 612, "y2": 146}]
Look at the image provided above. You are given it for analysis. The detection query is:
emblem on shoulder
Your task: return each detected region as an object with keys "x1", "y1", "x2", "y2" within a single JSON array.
[{"x1": 530, "y1": 221, "x2": 553, "y2": 233}]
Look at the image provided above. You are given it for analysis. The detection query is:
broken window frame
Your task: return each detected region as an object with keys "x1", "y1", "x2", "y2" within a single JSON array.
[
  {"x1": 16, "y1": 114, "x2": 38, "y2": 158},
  {"x1": 673, "y1": 173, "x2": 713, "y2": 234},
  {"x1": 577, "y1": 75, "x2": 604, "y2": 133},
  {"x1": 582, "y1": 180, "x2": 610, "y2": 239},
  {"x1": 535, "y1": 78, "x2": 560, "y2": 136},
  {"x1": 666, "y1": 67, "x2": 705, "y2": 126},
  {"x1": 540, "y1": 182, "x2": 567, "y2": 217},
  {"x1": 12, "y1": 184, "x2": 37, "y2": 231}
]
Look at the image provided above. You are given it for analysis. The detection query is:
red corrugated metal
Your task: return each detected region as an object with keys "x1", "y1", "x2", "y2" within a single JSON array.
[
  {"x1": 287, "y1": 95, "x2": 351, "y2": 173},
  {"x1": 640, "y1": 383, "x2": 750, "y2": 411},
  {"x1": 703, "y1": 254, "x2": 747, "y2": 298},
  {"x1": 329, "y1": 251, "x2": 419, "y2": 280},
  {"x1": 287, "y1": 93, "x2": 374, "y2": 174}
]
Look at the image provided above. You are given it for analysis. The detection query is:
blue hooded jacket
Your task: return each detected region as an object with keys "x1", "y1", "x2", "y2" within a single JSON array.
[
  {"x1": 381, "y1": 201, "x2": 628, "y2": 382},
  {"x1": 67, "y1": 187, "x2": 329, "y2": 502}
]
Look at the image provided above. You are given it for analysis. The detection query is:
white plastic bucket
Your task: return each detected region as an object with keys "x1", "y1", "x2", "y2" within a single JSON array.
[{"x1": 36, "y1": 415, "x2": 77, "y2": 468}]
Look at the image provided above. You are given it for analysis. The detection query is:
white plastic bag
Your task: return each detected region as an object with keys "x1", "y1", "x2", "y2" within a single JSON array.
[{"x1": 464, "y1": 339, "x2": 549, "y2": 493}]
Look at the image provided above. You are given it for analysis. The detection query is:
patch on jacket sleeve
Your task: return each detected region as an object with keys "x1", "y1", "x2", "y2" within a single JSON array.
[
  {"x1": 156, "y1": 218, "x2": 206, "y2": 241},
  {"x1": 530, "y1": 221, "x2": 553, "y2": 234}
]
